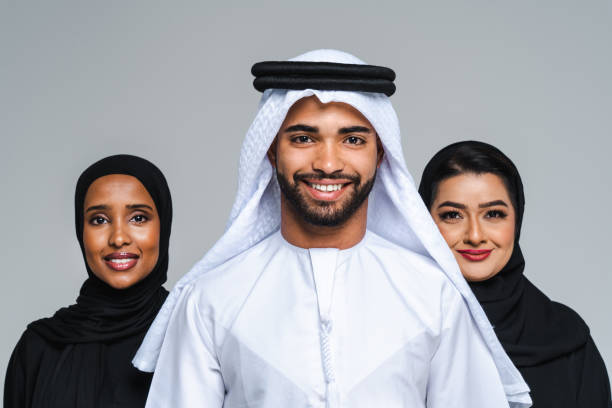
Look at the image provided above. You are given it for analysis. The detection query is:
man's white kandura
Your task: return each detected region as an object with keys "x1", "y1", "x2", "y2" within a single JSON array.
[{"x1": 134, "y1": 49, "x2": 531, "y2": 408}]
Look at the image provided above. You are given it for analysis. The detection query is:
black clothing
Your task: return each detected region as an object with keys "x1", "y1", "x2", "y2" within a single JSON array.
[
  {"x1": 470, "y1": 254, "x2": 611, "y2": 407},
  {"x1": 419, "y1": 141, "x2": 611, "y2": 407},
  {"x1": 5, "y1": 155, "x2": 172, "y2": 408},
  {"x1": 4, "y1": 328, "x2": 157, "y2": 408},
  {"x1": 520, "y1": 336, "x2": 612, "y2": 407}
]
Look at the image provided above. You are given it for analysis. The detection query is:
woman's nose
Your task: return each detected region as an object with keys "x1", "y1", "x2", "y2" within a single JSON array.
[
  {"x1": 109, "y1": 223, "x2": 131, "y2": 248},
  {"x1": 465, "y1": 217, "x2": 486, "y2": 245}
]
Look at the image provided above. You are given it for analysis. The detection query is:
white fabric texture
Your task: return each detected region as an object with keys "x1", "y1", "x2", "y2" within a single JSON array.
[
  {"x1": 133, "y1": 49, "x2": 530, "y2": 406},
  {"x1": 144, "y1": 231, "x2": 512, "y2": 408}
]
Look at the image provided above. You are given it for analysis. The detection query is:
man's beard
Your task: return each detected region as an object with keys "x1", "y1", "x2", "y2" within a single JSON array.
[{"x1": 276, "y1": 169, "x2": 376, "y2": 227}]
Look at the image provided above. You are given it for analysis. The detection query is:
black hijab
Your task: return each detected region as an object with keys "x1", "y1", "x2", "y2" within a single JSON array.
[
  {"x1": 26, "y1": 154, "x2": 171, "y2": 406},
  {"x1": 418, "y1": 141, "x2": 589, "y2": 368}
]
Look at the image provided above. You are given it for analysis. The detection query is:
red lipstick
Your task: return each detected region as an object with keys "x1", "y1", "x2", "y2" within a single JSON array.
[
  {"x1": 103, "y1": 252, "x2": 139, "y2": 271},
  {"x1": 456, "y1": 249, "x2": 492, "y2": 261}
]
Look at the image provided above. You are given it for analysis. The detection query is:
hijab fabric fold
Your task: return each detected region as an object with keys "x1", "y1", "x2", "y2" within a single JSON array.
[
  {"x1": 469, "y1": 244, "x2": 589, "y2": 367},
  {"x1": 26, "y1": 154, "x2": 172, "y2": 407}
]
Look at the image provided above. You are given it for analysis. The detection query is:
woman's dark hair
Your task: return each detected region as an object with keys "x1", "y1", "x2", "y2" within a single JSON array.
[{"x1": 418, "y1": 140, "x2": 525, "y2": 239}]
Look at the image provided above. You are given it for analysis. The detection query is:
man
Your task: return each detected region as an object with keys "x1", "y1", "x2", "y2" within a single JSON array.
[{"x1": 134, "y1": 49, "x2": 531, "y2": 407}]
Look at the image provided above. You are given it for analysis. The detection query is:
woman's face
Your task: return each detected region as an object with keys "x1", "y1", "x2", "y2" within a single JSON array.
[
  {"x1": 430, "y1": 173, "x2": 515, "y2": 282},
  {"x1": 82, "y1": 174, "x2": 160, "y2": 289}
]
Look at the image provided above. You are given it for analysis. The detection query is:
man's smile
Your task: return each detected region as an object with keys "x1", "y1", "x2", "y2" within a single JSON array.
[{"x1": 301, "y1": 178, "x2": 352, "y2": 201}]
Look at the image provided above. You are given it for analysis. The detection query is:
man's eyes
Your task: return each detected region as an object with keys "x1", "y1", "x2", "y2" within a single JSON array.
[
  {"x1": 291, "y1": 135, "x2": 314, "y2": 144},
  {"x1": 289, "y1": 135, "x2": 366, "y2": 145},
  {"x1": 344, "y1": 136, "x2": 365, "y2": 145}
]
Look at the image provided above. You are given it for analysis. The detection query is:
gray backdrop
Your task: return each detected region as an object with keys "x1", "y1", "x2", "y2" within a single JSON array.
[{"x1": 2, "y1": 1, "x2": 611, "y2": 390}]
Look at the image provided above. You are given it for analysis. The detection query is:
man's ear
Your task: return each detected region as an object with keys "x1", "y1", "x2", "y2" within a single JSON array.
[
  {"x1": 376, "y1": 135, "x2": 385, "y2": 168},
  {"x1": 267, "y1": 137, "x2": 278, "y2": 168}
]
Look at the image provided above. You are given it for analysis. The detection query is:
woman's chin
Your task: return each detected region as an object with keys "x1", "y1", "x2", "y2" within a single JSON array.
[
  {"x1": 97, "y1": 271, "x2": 149, "y2": 290},
  {"x1": 461, "y1": 269, "x2": 499, "y2": 283}
]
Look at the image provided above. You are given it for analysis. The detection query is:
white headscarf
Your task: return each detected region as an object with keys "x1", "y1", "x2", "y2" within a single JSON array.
[{"x1": 134, "y1": 49, "x2": 531, "y2": 406}]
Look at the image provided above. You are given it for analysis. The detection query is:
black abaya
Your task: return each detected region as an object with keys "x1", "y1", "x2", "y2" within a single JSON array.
[
  {"x1": 5, "y1": 328, "x2": 157, "y2": 407},
  {"x1": 470, "y1": 257, "x2": 612, "y2": 408},
  {"x1": 418, "y1": 141, "x2": 611, "y2": 407},
  {"x1": 520, "y1": 336, "x2": 611, "y2": 407},
  {"x1": 4, "y1": 155, "x2": 172, "y2": 408}
]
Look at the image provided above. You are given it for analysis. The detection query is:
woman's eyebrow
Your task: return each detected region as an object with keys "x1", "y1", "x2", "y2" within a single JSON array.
[
  {"x1": 437, "y1": 201, "x2": 466, "y2": 209},
  {"x1": 86, "y1": 204, "x2": 108, "y2": 212},
  {"x1": 127, "y1": 204, "x2": 153, "y2": 210},
  {"x1": 86, "y1": 204, "x2": 153, "y2": 212},
  {"x1": 479, "y1": 200, "x2": 508, "y2": 208}
]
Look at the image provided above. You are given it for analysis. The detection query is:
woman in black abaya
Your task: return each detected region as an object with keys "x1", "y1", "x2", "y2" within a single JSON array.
[
  {"x1": 419, "y1": 141, "x2": 611, "y2": 407},
  {"x1": 4, "y1": 155, "x2": 172, "y2": 407}
]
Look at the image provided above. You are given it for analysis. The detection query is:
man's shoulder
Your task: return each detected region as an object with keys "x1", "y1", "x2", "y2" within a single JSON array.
[
  {"x1": 186, "y1": 232, "x2": 280, "y2": 308},
  {"x1": 365, "y1": 231, "x2": 445, "y2": 276},
  {"x1": 364, "y1": 231, "x2": 459, "y2": 304}
]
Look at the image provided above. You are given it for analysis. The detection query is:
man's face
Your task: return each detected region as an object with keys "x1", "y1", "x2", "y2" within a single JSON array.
[{"x1": 269, "y1": 96, "x2": 383, "y2": 227}]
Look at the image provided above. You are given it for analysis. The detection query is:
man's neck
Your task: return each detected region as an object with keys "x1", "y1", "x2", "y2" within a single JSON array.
[{"x1": 280, "y1": 199, "x2": 368, "y2": 250}]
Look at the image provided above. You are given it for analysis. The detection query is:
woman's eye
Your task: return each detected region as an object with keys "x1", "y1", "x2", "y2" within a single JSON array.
[
  {"x1": 345, "y1": 136, "x2": 365, "y2": 145},
  {"x1": 131, "y1": 214, "x2": 148, "y2": 223},
  {"x1": 439, "y1": 211, "x2": 462, "y2": 220},
  {"x1": 292, "y1": 135, "x2": 313, "y2": 144},
  {"x1": 90, "y1": 216, "x2": 108, "y2": 225},
  {"x1": 486, "y1": 210, "x2": 507, "y2": 219}
]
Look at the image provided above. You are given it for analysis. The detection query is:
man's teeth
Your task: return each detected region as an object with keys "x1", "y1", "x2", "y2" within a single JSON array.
[{"x1": 310, "y1": 183, "x2": 343, "y2": 192}]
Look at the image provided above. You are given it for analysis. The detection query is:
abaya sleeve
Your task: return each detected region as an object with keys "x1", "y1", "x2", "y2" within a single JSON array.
[
  {"x1": 576, "y1": 336, "x2": 612, "y2": 408},
  {"x1": 4, "y1": 341, "x2": 26, "y2": 408},
  {"x1": 4, "y1": 330, "x2": 44, "y2": 408}
]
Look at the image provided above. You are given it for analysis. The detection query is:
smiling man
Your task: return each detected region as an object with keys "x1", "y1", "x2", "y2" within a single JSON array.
[
  {"x1": 271, "y1": 96, "x2": 382, "y2": 248},
  {"x1": 135, "y1": 50, "x2": 531, "y2": 408}
]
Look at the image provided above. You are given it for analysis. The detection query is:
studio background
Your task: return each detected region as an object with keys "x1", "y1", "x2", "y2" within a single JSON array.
[{"x1": 2, "y1": 1, "x2": 610, "y2": 390}]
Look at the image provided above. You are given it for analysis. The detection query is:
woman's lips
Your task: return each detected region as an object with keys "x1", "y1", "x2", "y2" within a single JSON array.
[
  {"x1": 103, "y1": 252, "x2": 139, "y2": 271},
  {"x1": 456, "y1": 249, "x2": 493, "y2": 261}
]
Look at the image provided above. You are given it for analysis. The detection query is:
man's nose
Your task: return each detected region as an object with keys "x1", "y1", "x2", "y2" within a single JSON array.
[{"x1": 312, "y1": 142, "x2": 345, "y2": 175}]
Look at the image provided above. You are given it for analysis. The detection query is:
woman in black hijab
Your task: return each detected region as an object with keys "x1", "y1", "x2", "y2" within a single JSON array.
[
  {"x1": 419, "y1": 141, "x2": 611, "y2": 407},
  {"x1": 4, "y1": 154, "x2": 171, "y2": 407}
]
